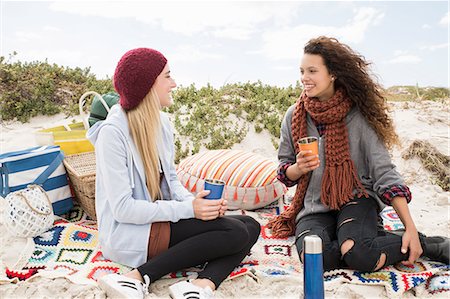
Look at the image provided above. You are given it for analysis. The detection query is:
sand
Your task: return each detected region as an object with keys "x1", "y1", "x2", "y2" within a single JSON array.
[{"x1": 0, "y1": 99, "x2": 449, "y2": 298}]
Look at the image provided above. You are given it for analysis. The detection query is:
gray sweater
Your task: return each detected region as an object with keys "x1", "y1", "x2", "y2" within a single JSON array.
[{"x1": 278, "y1": 105, "x2": 407, "y2": 222}]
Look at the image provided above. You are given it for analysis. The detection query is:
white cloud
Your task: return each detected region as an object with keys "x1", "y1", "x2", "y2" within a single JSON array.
[
  {"x1": 273, "y1": 65, "x2": 295, "y2": 71},
  {"x1": 388, "y1": 49, "x2": 422, "y2": 64},
  {"x1": 394, "y1": 50, "x2": 408, "y2": 56},
  {"x1": 43, "y1": 25, "x2": 62, "y2": 32},
  {"x1": 168, "y1": 45, "x2": 222, "y2": 63},
  {"x1": 388, "y1": 55, "x2": 421, "y2": 64},
  {"x1": 420, "y1": 43, "x2": 448, "y2": 51},
  {"x1": 15, "y1": 31, "x2": 41, "y2": 42},
  {"x1": 212, "y1": 27, "x2": 254, "y2": 41},
  {"x1": 260, "y1": 28, "x2": 312, "y2": 61},
  {"x1": 422, "y1": 24, "x2": 431, "y2": 29},
  {"x1": 259, "y1": 7, "x2": 385, "y2": 60},
  {"x1": 342, "y1": 7, "x2": 385, "y2": 42},
  {"x1": 12, "y1": 49, "x2": 84, "y2": 66},
  {"x1": 14, "y1": 26, "x2": 61, "y2": 43},
  {"x1": 439, "y1": 12, "x2": 449, "y2": 25},
  {"x1": 49, "y1": 2, "x2": 302, "y2": 40}
]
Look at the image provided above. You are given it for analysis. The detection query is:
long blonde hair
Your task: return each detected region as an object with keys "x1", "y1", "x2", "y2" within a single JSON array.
[{"x1": 126, "y1": 88, "x2": 162, "y2": 201}]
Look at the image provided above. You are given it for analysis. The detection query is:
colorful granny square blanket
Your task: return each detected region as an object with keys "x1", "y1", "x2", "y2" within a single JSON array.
[
  {"x1": 235, "y1": 205, "x2": 449, "y2": 297},
  {"x1": 4, "y1": 203, "x2": 449, "y2": 297},
  {"x1": 5, "y1": 208, "x2": 130, "y2": 285}
]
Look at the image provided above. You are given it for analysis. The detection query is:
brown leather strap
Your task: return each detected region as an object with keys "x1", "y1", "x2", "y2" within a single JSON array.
[{"x1": 147, "y1": 222, "x2": 171, "y2": 259}]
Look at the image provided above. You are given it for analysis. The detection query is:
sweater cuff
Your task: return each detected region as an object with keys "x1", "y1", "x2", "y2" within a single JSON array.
[{"x1": 178, "y1": 198, "x2": 195, "y2": 219}]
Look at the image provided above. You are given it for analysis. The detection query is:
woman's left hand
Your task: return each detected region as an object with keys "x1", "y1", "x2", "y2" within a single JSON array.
[
  {"x1": 391, "y1": 196, "x2": 423, "y2": 266},
  {"x1": 219, "y1": 199, "x2": 228, "y2": 217},
  {"x1": 401, "y1": 228, "x2": 423, "y2": 265}
]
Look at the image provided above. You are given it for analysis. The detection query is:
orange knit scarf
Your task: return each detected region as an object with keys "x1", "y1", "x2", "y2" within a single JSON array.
[{"x1": 268, "y1": 89, "x2": 368, "y2": 238}]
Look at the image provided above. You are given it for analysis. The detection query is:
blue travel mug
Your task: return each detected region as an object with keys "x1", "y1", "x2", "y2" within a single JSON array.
[
  {"x1": 303, "y1": 235, "x2": 325, "y2": 299},
  {"x1": 204, "y1": 179, "x2": 225, "y2": 200}
]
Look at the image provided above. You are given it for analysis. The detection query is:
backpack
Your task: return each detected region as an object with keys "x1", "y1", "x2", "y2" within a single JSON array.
[{"x1": 88, "y1": 92, "x2": 120, "y2": 127}]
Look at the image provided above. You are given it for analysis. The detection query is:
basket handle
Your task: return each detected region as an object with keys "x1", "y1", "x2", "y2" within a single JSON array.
[
  {"x1": 17, "y1": 185, "x2": 53, "y2": 216},
  {"x1": 79, "y1": 91, "x2": 109, "y2": 129}
]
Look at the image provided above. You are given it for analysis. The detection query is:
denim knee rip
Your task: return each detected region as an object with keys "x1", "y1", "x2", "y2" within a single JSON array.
[
  {"x1": 374, "y1": 251, "x2": 388, "y2": 270},
  {"x1": 338, "y1": 218, "x2": 381, "y2": 271},
  {"x1": 341, "y1": 240, "x2": 384, "y2": 272}
]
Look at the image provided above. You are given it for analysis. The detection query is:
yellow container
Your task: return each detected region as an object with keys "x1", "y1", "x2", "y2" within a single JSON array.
[
  {"x1": 34, "y1": 91, "x2": 107, "y2": 155},
  {"x1": 35, "y1": 122, "x2": 94, "y2": 155}
]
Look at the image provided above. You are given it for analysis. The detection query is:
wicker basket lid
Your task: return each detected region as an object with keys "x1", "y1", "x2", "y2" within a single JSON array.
[{"x1": 63, "y1": 152, "x2": 96, "y2": 177}]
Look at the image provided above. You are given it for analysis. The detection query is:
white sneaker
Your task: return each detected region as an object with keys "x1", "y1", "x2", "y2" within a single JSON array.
[
  {"x1": 169, "y1": 280, "x2": 215, "y2": 299},
  {"x1": 98, "y1": 273, "x2": 150, "y2": 299}
]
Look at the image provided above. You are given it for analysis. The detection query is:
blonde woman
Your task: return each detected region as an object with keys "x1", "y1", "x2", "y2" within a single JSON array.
[{"x1": 88, "y1": 48, "x2": 260, "y2": 299}]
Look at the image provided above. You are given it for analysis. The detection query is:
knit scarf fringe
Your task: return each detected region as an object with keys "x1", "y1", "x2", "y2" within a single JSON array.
[
  {"x1": 267, "y1": 177, "x2": 308, "y2": 238},
  {"x1": 321, "y1": 160, "x2": 367, "y2": 210}
]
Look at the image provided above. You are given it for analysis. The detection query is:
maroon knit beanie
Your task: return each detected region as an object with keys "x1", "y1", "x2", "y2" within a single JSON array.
[{"x1": 113, "y1": 48, "x2": 167, "y2": 110}]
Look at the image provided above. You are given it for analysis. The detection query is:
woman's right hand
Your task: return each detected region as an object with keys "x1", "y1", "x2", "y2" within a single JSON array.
[
  {"x1": 293, "y1": 150, "x2": 320, "y2": 177},
  {"x1": 192, "y1": 190, "x2": 222, "y2": 221}
]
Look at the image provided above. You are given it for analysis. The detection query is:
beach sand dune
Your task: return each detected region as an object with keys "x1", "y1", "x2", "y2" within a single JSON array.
[{"x1": 1, "y1": 99, "x2": 448, "y2": 298}]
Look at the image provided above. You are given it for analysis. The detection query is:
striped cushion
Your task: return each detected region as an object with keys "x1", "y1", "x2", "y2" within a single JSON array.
[{"x1": 177, "y1": 150, "x2": 287, "y2": 210}]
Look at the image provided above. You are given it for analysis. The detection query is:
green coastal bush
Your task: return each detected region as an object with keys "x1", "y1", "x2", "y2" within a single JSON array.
[
  {"x1": 0, "y1": 53, "x2": 113, "y2": 122},
  {"x1": 385, "y1": 85, "x2": 450, "y2": 102},
  {"x1": 167, "y1": 81, "x2": 300, "y2": 162},
  {"x1": 1, "y1": 55, "x2": 449, "y2": 163}
]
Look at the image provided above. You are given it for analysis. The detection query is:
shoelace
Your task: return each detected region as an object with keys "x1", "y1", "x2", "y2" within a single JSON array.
[{"x1": 142, "y1": 274, "x2": 151, "y2": 295}]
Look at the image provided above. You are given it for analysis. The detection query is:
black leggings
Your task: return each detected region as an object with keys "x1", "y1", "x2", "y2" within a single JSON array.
[
  {"x1": 295, "y1": 196, "x2": 410, "y2": 272},
  {"x1": 137, "y1": 215, "x2": 260, "y2": 288}
]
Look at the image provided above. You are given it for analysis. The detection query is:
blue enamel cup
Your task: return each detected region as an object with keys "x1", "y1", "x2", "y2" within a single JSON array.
[{"x1": 204, "y1": 179, "x2": 225, "y2": 200}]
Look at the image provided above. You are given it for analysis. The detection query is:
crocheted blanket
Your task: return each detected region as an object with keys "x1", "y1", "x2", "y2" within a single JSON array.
[
  {"x1": 4, "y1": 207, "x2": 130, "y2": 284},
  {"x1": 4, "y1": 204, "x2": 449, "y2": 297},
  {"x1": 237, "y1": 205, "x2": 449, "y2": 297}
]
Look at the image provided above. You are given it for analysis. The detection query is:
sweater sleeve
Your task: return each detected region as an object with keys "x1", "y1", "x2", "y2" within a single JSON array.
[
  {"x1": 278, "y1": 106, "x2": 297, "y2": 166},
  {"x1": 166, "y1": 118, "x2": 196, "y2": 202},
  {"x1": 277, "y1": 106, "x2": 299, "y2": 187},
  {"x1": 95, "y1": 125, "x2": 194, "y2": 225},
  {"x1": 362, "y1": 120, "x2": 411, "y2": 205}
]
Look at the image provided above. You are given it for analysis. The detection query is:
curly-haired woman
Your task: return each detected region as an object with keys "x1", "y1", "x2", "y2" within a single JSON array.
[{"x1": 269, "y1": 36, "x2": 449, "y2": 272}]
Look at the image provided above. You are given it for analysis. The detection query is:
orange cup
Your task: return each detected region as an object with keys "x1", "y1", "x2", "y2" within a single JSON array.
[{"x1": 298, "y1": 137, "x2": 319, "y2": 162}]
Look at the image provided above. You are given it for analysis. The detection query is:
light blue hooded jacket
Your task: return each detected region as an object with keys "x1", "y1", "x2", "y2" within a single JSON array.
[{"x1": 87, "y1": 104, "x2": 195, "y2": 268}]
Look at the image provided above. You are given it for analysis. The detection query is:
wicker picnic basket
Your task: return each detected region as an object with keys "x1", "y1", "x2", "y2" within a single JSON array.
[{"x1": 63, "y1": 151, "x2": 97, "y2": 220}]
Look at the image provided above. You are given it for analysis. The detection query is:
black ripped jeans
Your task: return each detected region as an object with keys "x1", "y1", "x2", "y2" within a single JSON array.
[
  {"x1": 137, "y1": 215, "x2": 260, "y2": 288},
  {"x1": 295, "y1": 196, "x2": 409, "y2": 272}
]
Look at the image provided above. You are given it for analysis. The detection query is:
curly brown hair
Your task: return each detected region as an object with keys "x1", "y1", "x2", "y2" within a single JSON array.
[{"x1": 304, "y1": 36, "x2": 399, "y2": 149}]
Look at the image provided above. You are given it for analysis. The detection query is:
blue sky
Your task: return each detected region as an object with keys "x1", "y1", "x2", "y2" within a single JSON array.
[{"x1": 1, "y1": 1, "x2": 448, "y2": 88}]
